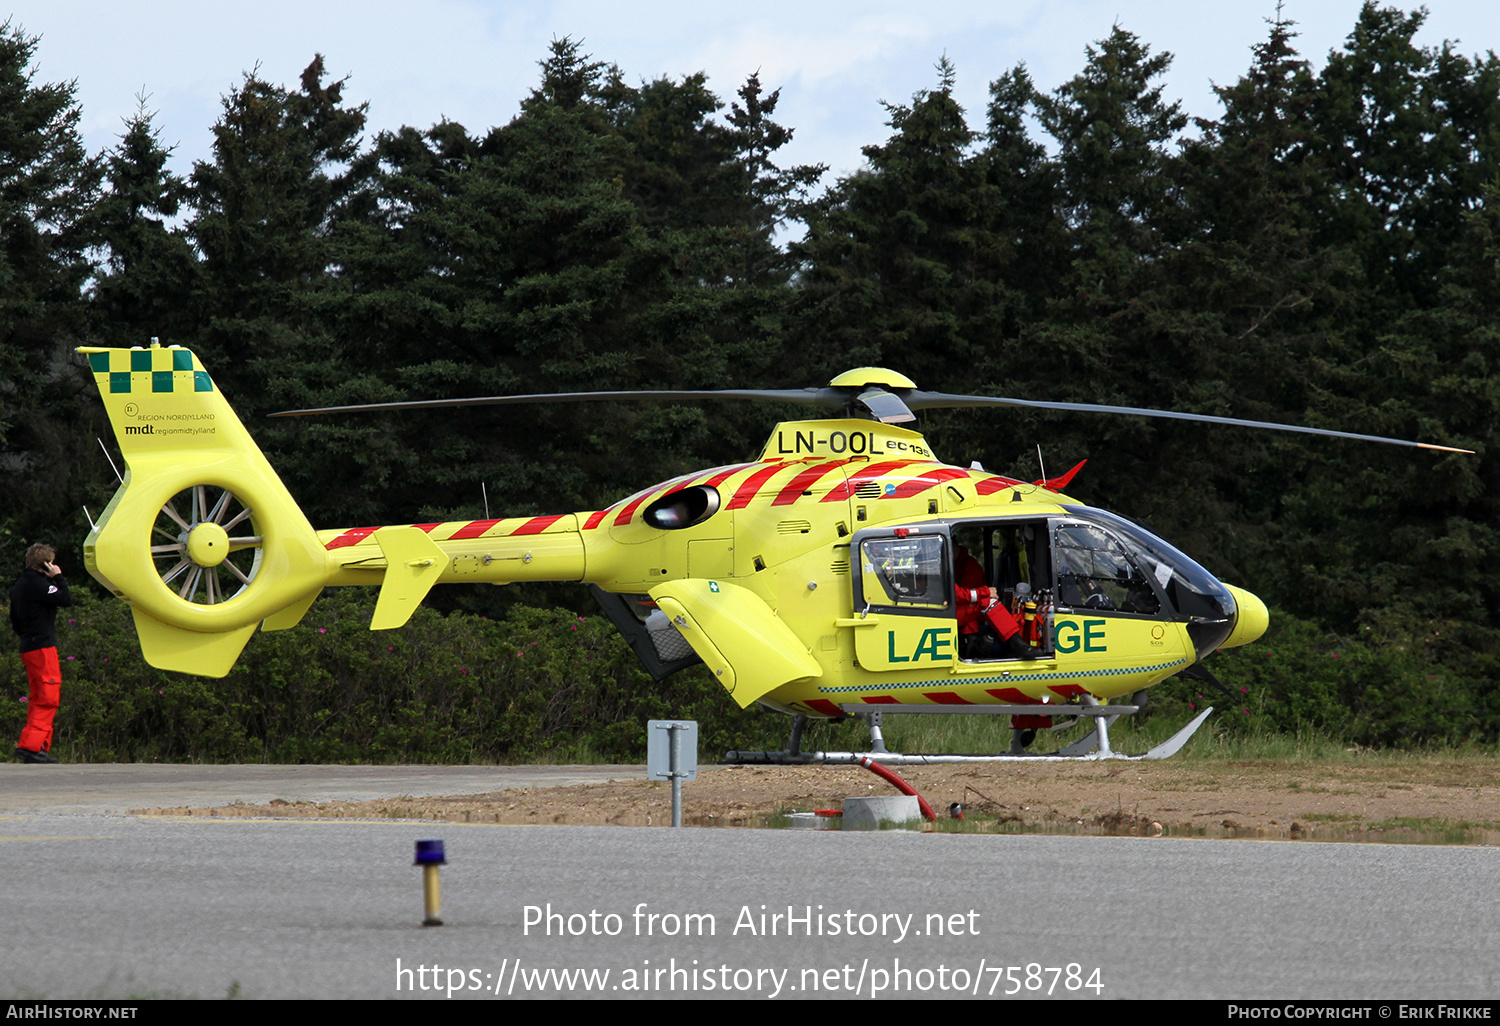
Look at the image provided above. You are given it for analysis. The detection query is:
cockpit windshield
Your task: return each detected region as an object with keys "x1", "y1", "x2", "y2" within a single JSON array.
[{"x1": 1062, "y1": 505, "x2": 1236, "y2": 622}]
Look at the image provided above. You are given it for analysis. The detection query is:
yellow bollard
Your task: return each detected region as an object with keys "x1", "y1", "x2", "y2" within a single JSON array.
[{"x1": 414, "y1": 839, "x2": 446, "y2": 926}]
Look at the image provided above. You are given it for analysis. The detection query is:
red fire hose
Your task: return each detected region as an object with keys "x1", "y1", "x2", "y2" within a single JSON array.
[{"x1": 857, "y1": 755, "x2": 937, "y2": 821}]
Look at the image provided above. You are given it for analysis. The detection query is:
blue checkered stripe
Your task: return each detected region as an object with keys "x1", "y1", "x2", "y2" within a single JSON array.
[
  {"x1": 89, "y1": 349, "x2": 212, "y2": 394},
  {"x1": 817, "y1": 657, "x2": 1191, "y2": 693}
]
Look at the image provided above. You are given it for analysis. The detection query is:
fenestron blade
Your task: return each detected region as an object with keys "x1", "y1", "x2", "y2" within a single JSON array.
[{"x1": 903, "y1": 391, "x2": 1475, "y2": 453}]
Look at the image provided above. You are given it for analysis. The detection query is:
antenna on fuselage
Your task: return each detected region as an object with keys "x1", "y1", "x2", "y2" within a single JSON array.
[
  {"x1": 1036, "y1": 444, "x2": 1048, "y2": 485},
  {"x1": 98, "y1": 438, "x2": 123, "y2": 484}
]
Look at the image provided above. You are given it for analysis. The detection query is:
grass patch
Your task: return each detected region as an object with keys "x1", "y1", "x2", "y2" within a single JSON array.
[
  {"x1": 1366, "y1": 816, "x2": 1494, "y2": 834},
  {"x1": 866, "y1": 703, "x2": 1331, "y2": 762}
]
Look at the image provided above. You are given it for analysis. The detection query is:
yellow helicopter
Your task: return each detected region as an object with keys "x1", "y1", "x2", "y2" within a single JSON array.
[{"x1": 76, "y1": 341, "x2": 1470, "y2": 763}]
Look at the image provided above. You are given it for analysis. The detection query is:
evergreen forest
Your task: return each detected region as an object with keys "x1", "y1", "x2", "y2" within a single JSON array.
[{"x1": 3, "y1": 5, "x2": 1500, "y2": 758}]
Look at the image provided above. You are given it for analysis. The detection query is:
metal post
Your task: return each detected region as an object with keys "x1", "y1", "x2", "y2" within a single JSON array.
[
  {"x1": 866, "y1": 710, "x2": 889, "y2": 754},
  {"x1": 787, "y1": 714, "x2": 808, "y2": 756},
  {"x1": 1082, "y1": 694, "x2": 1112, "y2": 756},
  {"x1": 648, "y1": 719, "x2": 697, "y2": 825},
  {"x1": 670, "y1": 723, "x2": 683, "y2": 827}
]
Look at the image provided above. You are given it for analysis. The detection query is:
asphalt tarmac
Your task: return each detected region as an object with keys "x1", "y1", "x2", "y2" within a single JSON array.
[
  {"x1": 2, "y1": 764, "x2": 1497, "y2": 1001},
  {"x1": 0, "y1": 762, "x2": 642, "y2": 816}
]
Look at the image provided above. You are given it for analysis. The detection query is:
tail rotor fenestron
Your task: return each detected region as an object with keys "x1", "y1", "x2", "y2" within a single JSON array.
[{"x1": 150, "y1": 485, "x2": 264, "y2": 605}]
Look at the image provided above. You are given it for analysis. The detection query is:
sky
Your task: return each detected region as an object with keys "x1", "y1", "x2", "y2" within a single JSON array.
[{"x1": 7, "y1": 0, "x2": 1500, "y2": 191}]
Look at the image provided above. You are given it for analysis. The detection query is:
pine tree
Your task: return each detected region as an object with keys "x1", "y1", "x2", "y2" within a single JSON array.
[
  {"x1": 0, "y1": 20, "x2": 102, "y2": 558},
  {"x1": 0, "y1": 20, "x2": 99, "y2": 405},
  {"x1": 178, "y1": 56, "x2": 382, "y2": 529},
  {"x1": 792, "y1": 57, "x2": 1006, "y2": 387},
  {"x1": 189, "y1": 55, "x2": 369, "y2": 386},
  {"x1": 996, "y1": 29, "x2": 1190, "y2": 511},
  {"x1": 1034, "y1": 27, "x2": 1186, "y2": 269},
  {"x1": 1310, "y1": 3, "x2": 1500, "y2": 314},
  {"x1": 1274, "y1": 3, "x2": 1500, "y2": 631},
  {"x1": 975, "y1": 63, "x2": 1064, "y2": 318},
  {"x1": 725, "y1": 72, "x2": 825, "y2": 287},
  {"x1": 1153, "y1": 14, "x2": 1350, "y2": 579},
  {"x1": 87, "y1": 98, "x2": 198, "y2": 347},
  {"x1": 270, "y1": 40, "x2": 802, "y2": 533}
]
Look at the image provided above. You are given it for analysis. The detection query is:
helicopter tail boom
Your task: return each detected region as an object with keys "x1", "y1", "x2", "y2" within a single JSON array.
[
  {"x1": 81, "y1": 345, "x2": 592, "y2": 676},
  {"x1": 320, "y1": 518, "x2": 585, "y2": 630}
]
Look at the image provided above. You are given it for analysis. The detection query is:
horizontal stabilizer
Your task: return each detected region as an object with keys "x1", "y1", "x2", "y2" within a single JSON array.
[
  {"x1": 370, "y1": 526, "x2": 447, "y2": 630},
  {"x1": 131, "y1": 609, "x2": 258, "y2": 679},
  {"x1": 261, "y1": 590, "x2": 322, "y2": 632}
]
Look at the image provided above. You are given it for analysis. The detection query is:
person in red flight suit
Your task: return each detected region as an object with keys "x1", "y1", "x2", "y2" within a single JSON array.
[
  {"x1": 954, "y1": 546, "x2": 1033, "y2": 660},
  {"x1": 11, "y1": 543, "x2": 72, "y2": 764}
]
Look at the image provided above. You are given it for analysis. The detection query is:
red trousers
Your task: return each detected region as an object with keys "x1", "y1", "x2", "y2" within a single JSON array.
[{"x1": 18, "y1": 647, "x2": 61, "y2": 753}]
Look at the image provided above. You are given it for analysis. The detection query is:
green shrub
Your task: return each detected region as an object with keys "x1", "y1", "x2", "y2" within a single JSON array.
[
  {"x1": 1147, "y1": 609, "x2": 1489, "y2": 747},
  {"x1": 3, "y1": 594, "x2": 1492, "y2": 761},
  {"x1": 1, "y1": 588, "x2": 790, "y2": 763}
]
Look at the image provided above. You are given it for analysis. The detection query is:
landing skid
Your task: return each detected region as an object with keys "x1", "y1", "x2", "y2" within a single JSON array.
[{"x1": 723, "y1": 706, "x2": 1215, "y2": 765}]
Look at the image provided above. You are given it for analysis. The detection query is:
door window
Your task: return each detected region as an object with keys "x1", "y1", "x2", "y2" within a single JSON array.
[{"x1": 857, "y1": 534, "x2": 950, "y2": 612}]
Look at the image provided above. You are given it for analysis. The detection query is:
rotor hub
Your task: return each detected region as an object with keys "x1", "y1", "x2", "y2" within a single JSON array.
[
  {"x1": 828, "y1": 367, "x2": 918, "y2": 391},
  {"x1": 186, "y1": 522, "x2": 231, "y2": 567}
]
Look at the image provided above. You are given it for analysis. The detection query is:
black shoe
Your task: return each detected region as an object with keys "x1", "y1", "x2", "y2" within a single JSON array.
[
  {"x1": 1003, "y1": 636, "x2": 1039, "y2": 660},
  {"x1": 14, "y1": 747, "x2": 58, "y2": 764}
]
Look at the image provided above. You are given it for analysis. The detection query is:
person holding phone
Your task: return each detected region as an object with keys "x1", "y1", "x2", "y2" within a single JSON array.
[{"x1": 11, "y1": 543, "x2": 72, "y2": 763}]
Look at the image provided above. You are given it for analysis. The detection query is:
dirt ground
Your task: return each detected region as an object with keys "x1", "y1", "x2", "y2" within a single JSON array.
[{"x1": 138, "y1": 758, "x2": 1500, "y2": 843}]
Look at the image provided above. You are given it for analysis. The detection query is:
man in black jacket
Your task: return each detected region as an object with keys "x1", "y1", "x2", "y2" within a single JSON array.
[{"x1": 11, "y1": 543, "x2": 72, "y2": 763}]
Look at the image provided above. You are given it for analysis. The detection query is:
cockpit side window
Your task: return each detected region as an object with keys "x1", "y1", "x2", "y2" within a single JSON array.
[{"x1": 1053, "y1": 523, "x2": 1161, "y2": 614}]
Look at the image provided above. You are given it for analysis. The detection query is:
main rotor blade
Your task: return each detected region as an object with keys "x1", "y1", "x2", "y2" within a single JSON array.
[
  {"x1": 269, "y1": 379, "x2": 1471, "y2": 454},
  {"x1": 903, "y1": 391, "x2": 1474, "y2": 453},
  {"x1": 270, "y1": 388, "x2": 848, "y2": 418}
]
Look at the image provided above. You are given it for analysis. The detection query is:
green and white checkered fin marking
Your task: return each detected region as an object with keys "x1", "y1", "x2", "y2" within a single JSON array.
[{"x1": 88, "y1": 348, "x2": 212, "y2": 394}]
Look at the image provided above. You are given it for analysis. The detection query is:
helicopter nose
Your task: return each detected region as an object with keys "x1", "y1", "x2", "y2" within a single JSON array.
[{"x1": 1219, "y1": 585, "x2": 1269, "y2": 649}]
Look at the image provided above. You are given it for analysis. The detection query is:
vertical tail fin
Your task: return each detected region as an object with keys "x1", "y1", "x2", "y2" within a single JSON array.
[{"x1": 80, "y1": 343, "x2": 330, "y2": 676}]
